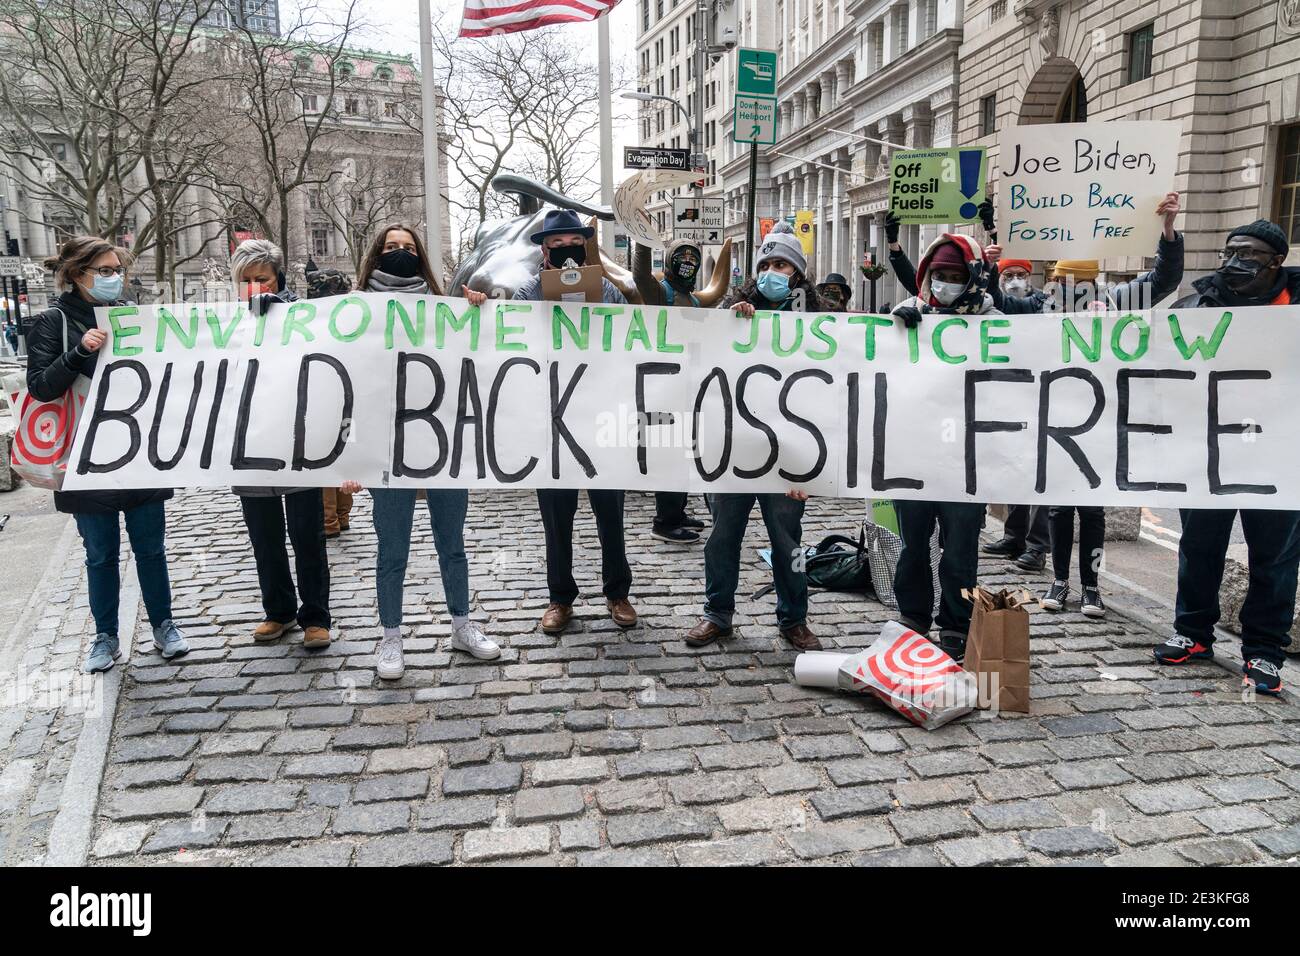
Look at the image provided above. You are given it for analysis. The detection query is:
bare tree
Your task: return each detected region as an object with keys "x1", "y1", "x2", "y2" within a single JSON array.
[{"x1": 314, "y1": 150, "x2": 424, "y2": 272}]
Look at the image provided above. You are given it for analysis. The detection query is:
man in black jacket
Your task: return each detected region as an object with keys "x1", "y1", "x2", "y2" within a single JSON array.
[{"x1": 1153, "y1": 219, "x2": 1300, "y2": 697}]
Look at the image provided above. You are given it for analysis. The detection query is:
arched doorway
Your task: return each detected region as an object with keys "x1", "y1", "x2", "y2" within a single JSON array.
[{"x1": 1018, "y1": 57, "x2": 1088, "y2": 125}]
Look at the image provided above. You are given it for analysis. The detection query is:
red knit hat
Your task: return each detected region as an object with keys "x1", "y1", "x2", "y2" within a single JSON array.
[
  {"x1": 929, "y1": 241, "x2": 968, "y2": 271},
  {"x1": 998, "y1": 258, "x2": 1033, "y2": 273}
]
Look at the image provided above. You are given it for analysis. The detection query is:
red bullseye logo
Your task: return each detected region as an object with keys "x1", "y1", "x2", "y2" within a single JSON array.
[
  {"x1": 10, "y1": 389, "x2": 84, "y2": 468},
  {"x1": 866, "y1": 631, "x2": 961, "y2": 695}
]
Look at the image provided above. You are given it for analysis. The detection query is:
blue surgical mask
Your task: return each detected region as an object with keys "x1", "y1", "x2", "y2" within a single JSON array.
[
  {"x1": 756, "y1": 269, "x2": 791, "y2": 303},
  {"x1": 89, "y1": 274, "x2": 124, "y2": 303}
]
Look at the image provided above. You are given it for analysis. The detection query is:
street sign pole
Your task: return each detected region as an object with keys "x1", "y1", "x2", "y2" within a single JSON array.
[
  {"x1": 733, "y1": 47, "x2": 778, "y2": 280},
  {"x1": 745, "y1": 142, "x2": 758, "y2": 280}
]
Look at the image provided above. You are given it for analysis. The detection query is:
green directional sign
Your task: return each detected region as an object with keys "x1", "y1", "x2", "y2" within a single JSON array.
[
  {"x1": 736, "y1": 48, "x2": 778, "y2": 97},
  {"x1": 734, "y1": 94, "x2": 777, "y2": 145}
]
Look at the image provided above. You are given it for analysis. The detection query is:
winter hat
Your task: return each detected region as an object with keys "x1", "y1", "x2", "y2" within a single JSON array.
[
  {"x1": 529, "y1": 209, "x2": 595, "y2": 244},
  {"x1": 1050, "y1": 259, "x2": 1100, "y2": 282},
  {"x1": 929, "y1": 241, "x2": 969, "y2": 272},
  {"x1": 1227, "y1": 219, "x2": 1288, "y2": 257},
  {"x1": 755, "y1": 231, "x2": 807, "y2": 276},
  {"x1": 998, "y1": 258, "x2": 1033, "y2": 274}
]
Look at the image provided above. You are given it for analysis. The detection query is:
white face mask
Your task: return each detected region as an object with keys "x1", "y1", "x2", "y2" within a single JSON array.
[
  {"x1": 931, "y1": 279, "x2": 966, "y2": 306},
  {"x1": 1002, "y1": 277, "x2": 1030, "y2": 296}
]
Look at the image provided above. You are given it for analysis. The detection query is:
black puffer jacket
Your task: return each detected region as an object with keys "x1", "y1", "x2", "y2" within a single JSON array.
[
  {"x1": 25, "y1": 291, "x2": 173, "y2": 515},
  {"x1": 1171, "y1": 266, "x2": 1300, "y2": 309}
]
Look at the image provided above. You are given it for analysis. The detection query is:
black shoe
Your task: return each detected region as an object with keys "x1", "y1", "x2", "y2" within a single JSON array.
[
  {"x1": 680, "y1": 515, "x2": 706, "y2": 531},
  {"x1": 981, "y1": 535, "x2": 1024, "y2": 557},
  {"x1": 1041, "y1": 580, "x2": 1069, "y2": 611},
  {"x1": 1012, "y1": 549, "x2": 1046, "y2": 572},
  {"x1": 1080, "y1": 587, "x2": 1106, "y2": 618},
  {"x1": 652, "y1": 524, "x2": 700, "y2": 544},
  {"x1": 1153, "y1": 634, "x2": 1214, "y2": 665},
  {"x1": 936, "y1": 630, "x2": 966, "y2": 663},
  {"x1": 1243, "y1": 658, "x2": 1282, "y2": 697}
]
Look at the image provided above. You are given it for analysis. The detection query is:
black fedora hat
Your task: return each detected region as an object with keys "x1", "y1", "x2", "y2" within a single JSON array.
[
  {"x1": 818, "y1": 272, "x2": 852, "y2": 293},
  {"x1": 530, "y1": 209, "x2": 596, "y2": 245}
]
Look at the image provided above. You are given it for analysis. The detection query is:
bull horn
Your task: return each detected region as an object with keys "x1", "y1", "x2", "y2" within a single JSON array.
[
  {"x1": 697, "y1": 239, "x2": 734, "y2": 307},
  {"x1": 491, "y1": 173, "x2": 615, "y2": 220},
  {"x1": 585, "y1": 216, "x2": 641, "y2": 303}
]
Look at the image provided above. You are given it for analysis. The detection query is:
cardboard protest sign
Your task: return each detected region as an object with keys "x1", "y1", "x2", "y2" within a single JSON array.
[
  {"x1": 62, "y1": 294, "x2": 1300, "y2": 510},
  {"x1": 889, "y1": 147, "x2": 987, "y2": 224},
  {"x1": 612, "y1": 169, "x2": 698, "y2": 249},
  {"x1": 997, "y1": 121, "x2": 1181, "y2": 259},
  {"x1": 540, "y1": 264, "x2": 604, "y2": 302}
]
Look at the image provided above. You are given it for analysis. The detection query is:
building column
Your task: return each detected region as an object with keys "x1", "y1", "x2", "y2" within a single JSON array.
[
  {"x1": 901, "y1": 100, "x2": 932, "y2": 149},
  {"x1": 820, "y1": 71, "x2": 835, "y2": 114},
  {"x1": 815, "y1": 163, "x2": 828, "y2": 279},
  {"x1": 835, "y1": 60, "x2": 852, "y2": 106},
  {"x1": 929, "y1": 84, "x2": 958, "y2": 149},
  {"x1": 792, "y1": 91, "x2": 806, "y2": 130}
]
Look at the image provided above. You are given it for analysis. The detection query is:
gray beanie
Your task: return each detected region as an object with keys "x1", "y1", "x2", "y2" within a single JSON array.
[{"x1": 755, "y1": 231, "x2": 807, "y2": 276}]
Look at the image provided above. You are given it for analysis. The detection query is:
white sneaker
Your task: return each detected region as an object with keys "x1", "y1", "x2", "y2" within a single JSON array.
[
  {"x1": 451, "y1": 621, "x2": 501, "y2": 660},
  {"x1": 376, "y1": 632, "x2": 405, "y2": 680}
]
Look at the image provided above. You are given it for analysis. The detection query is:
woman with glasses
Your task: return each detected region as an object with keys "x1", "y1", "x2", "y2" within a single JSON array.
[
  {"x1": 25, "y1": 236, "x2": 189, "y2": 673},
  {"x1": 341, "y1": 224, "x2": 501, "y2": 682}
]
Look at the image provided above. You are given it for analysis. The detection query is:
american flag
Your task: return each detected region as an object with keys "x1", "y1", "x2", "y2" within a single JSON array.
[{"x1": 459, "y1": 0, "x2": 622, "y2": 38}]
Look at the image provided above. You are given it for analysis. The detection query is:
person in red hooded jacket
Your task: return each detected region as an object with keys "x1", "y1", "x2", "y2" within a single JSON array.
[{"x1": 888, "y1": 233, "x2": 999, "y2": 663}]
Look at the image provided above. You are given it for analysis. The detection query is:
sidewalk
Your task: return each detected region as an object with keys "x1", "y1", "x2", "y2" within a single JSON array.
[{"x1": 11, "y1": 488, "x2": 1300, "y2": 866}]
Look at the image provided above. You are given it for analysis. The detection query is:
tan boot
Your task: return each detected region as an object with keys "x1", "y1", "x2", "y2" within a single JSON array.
[
  {"x1": 540, "y1": 603, "x2": 572, "y2": 635},
  {"x1": 303, "y1": 626, "x2": 331, "y2": 648},
  {"x1": 254, "y1": 620, "x2": 295, "y2": 643}
]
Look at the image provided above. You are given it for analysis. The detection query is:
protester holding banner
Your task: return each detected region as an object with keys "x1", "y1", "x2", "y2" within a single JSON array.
[
  {"x1": 884, "y1": 212, "x2": 919, "y2": 297},
  {"x1": 889, "y1": 234, "x2": 1001, "y2": 661},
  {"x1": 988, "y1": 192, "x2": 1184, "y2": 313},
  {"x1": 304, "y1": 265, "x2": 357, "y2": 539},
  {"x1": 468, "y1": 209, "x2": 637, "y2": 636},
  {"x1": 687, "y1": 232, "x2": 823, "y2": 652},
  {"x1": 1041, "y1": 506, "x2": 1107, "y2": 618},
  {"x1": 1155, "y1": 219, "x2": 1300, "y2": 696},
  {"x1": 352, "y1": 224, "x2": 501, "y2": 678},
  {"x1": 227, "y1": 240, "x2": 333, "y2": 650},
  {"x1": 26, "y1": 236, "x2": 189, "y2": 672}
]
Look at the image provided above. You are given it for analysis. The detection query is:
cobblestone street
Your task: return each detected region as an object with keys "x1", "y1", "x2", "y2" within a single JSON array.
[{"x1": 4, "y1": 488, "x2": 1300, "y2": 867}]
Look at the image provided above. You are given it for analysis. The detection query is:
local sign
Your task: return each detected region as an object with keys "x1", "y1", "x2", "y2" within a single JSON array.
[{"x1": 673, "y1": 197, "x2": 725, "y2": 244}]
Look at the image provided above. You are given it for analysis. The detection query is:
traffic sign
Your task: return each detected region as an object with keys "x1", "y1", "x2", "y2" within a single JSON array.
[
  {"x1": 672, "y1": 197, "x2": 724, "y2": 244},
  {"x1": 0, "y1": 257, "x2": 20, "y2": 276},
  {"x1": 624, "y1": 146, "x2": 691, "y2": 171},
  {"x1": 734, "y1": 94, "x2": 777, "y2": 145},
  {"x1": 736, "y1": 48, "x2": 778, "y2": 97}
]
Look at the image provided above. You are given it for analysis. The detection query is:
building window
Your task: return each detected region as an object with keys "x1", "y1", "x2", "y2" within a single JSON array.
[
  {"x1": 1275, "y1": 124, "x2": 1300, "y2": 251},
  {"x1": 980, "y1": 94, "x2": 996, "y2": 137},
  {"x1": 344, "y1": 96, "x2": 360, "y2": 115},
  {"x1": 383, "y1": 100, "x2": 398, "y2": 118},
  {"x1": 301, "y1": 94, "x2": 319, "y2": 112},
  {"x1": 312, "y1": 224, "x2": 330, "y2": 258},
  {"x1": 374, "y1": 66, "x2": 393, "y2": 84},
  {"x1": 1127, "y1": 23, "x2": 1154, "y2": 84}
]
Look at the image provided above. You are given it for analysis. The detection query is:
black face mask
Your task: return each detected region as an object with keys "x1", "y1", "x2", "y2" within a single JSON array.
[
  {"x1": 378, "y1": 248, "x2": 421, "y2": 279},
  {"x1": 1217, "y1": 255, "x2": 1265, "y2": 291},
  {"x1": 547, "y1": 244, "x2": 586, "y2": 269},
  {"x1": 670, "y1": 253, "x2": 699, "y2": 283}
]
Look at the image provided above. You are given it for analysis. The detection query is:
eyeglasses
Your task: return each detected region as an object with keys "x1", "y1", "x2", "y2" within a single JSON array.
[
  {"x1": 1218, "y1": 248, "x2": 1275, "y2": 263},
  {"x1": 86, "y1": 267, "x2": 124, "y2": 278}
]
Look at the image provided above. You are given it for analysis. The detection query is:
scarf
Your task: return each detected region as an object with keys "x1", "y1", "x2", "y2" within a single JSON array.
[{"x1": 366, "y1": 270, "x2": 430, "y2": 295}]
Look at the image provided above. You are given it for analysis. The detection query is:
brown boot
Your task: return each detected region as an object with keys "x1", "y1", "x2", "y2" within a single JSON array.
[
  {"x1": 607, "y1": 597, "x2": 637, "y2": 629},
  {"x1": 303, "y1": 626, "x2": 331, "y2": 648},
  {"x1": 541, "y1": 603, "x2": 572, "y2": 635},
  {"x1": 780, "y1": 623, "x2": 822, "y2": 651},
  {"x1": 685, "y1": 619, "x2": 732, "y2": 647},
  {"x1": 253, "y1": 620, "x2": 296, "y2": 643}
]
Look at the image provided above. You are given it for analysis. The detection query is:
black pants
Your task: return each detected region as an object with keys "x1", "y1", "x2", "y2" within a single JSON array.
[
  {"x1": 1175, "y1": 509, "x2": 1300, "y2": 667},
  {"x1": 240, "y1": 491, "x2": 331, "y2": 629},
  {"x1": 537, "y1": 489, "x2": 631, "y2": 606},
  {"x1": 1004, "y1": 504, "x2": 1049, "y2": 553},
  {"x1": 895, "y1": 500, "x2": 983, "y2": 636},
  {"x1": 1048, "y1": 506, "x2": 1105, "y2": 587},
  {"x1": 654, "y1": 492, "x2": 689, "y2": 528}
]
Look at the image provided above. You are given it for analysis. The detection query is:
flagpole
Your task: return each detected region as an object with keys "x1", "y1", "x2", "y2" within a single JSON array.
[
  {"x1": 597, "y1": 12, "x2": 615, "y2": 250},
  {"x1": 419, "y1": 0, "x2": 446, "y2": 287}
]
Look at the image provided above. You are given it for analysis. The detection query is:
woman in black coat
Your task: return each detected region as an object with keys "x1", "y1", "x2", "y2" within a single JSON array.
[{"x1": 26, "y1": 236, "x2": 188, "y2": 673}]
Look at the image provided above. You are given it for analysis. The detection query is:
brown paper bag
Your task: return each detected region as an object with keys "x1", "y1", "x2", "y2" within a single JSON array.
[{"x1": 963, "y1": 587, "x2": 1031, "y2": 713}]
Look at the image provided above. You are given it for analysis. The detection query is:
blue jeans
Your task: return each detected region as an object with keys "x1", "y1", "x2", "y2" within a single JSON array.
[
  {"x1": 1175, "y1": 508, "x2": 1300, "y2": 667},
  {"x1": 895, "y1": 500, "x2": 982, "y2": 636},
  {"x1": 370, "y1": 488, "x2": 470, "y2": 626},
  {"x1": 704, "y1": 492, "x2": 807, "y2": 630},
  {"x1": 74, "y1": 502, "x2": 174, "y2": 637}
]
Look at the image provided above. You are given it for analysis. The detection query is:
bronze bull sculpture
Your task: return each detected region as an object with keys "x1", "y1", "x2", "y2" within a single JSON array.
[{"x1": 449, "y1": 174, "x2": 731, "y2": 306}]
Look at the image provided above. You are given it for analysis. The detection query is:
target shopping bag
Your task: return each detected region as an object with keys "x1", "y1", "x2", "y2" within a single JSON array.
[
  {"x1": 842, "y1": 621, "x2": 978, "y2": 729},
  {"x1": 2, "y1": 311, "x2": 91, "y2": 490}
]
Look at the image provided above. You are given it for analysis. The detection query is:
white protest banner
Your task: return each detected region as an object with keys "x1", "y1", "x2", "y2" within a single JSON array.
[
  {"x1": 612, "y1": 169, "x2": 698, "y2": 249},
  {"x1": 62, "y1": 293, "x2": 1300, "y2": 509},
  {"x1": 997, "y1": 120, "x2": 1181, "y2": 259}
]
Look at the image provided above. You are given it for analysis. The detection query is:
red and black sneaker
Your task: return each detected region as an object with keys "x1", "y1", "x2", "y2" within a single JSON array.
[
  {"x1": 1153, "y1": 634, "x2": 1214, "y2": 665},
  {"x1": 1243, "y1": 659, "x2": 1282, "y2": 697}
]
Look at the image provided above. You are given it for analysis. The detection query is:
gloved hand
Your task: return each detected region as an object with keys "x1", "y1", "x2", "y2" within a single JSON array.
[
  {"x1": 893, "y1": 305, "x2": 922, "y2": 329},
  {"x1": 977, "y1": 198, "x2": 996, "y2": 234},
  {"x1": 248, "y1": 292, "x2": 284, "y2": 317},
  {"x1": 885, "y1": 211, "x2": 901, "y2": 245}
]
